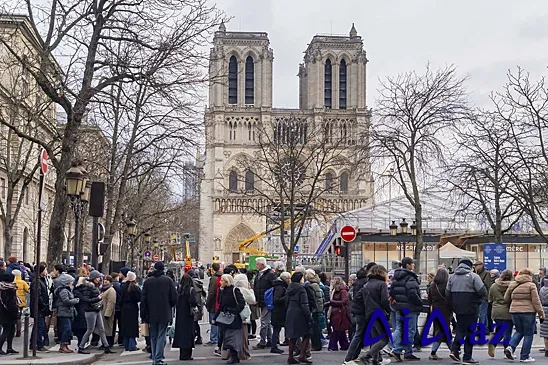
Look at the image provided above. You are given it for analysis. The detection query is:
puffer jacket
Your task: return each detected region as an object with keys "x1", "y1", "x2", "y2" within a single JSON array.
[
  {"x1": 308, "y1": 277, "x2": 324, "y2": 313},
  {"x1": 54, "y1": 285, "x2": 79, "y2": 318},
  {"x1": 540, "y1": 282, "x2": 548, "y2": 339},
  {"x1": 446, "y1": 262, "x2": 487, "y2": 315},
  {"x1": 77, "y1": 281, "x2": 102, "y2": 312},
  {"x1": 389, "y1": 268, "x2": 423, "y2": 312},
  {"x1": 488, "y1": 278, "x2": 512, "y2": 321},
  {"x1": 14, "y1": 274, "x2": 29, "y2": 308},
  {"x1": 350, "y1": 269, "x2": 368, "y2": 303},
  {"x1": 504, "y1": 273, "x2": 544, "y2": 318}
]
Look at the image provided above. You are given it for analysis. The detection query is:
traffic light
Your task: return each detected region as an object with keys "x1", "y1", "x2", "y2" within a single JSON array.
[{"x1": 335, "y1": 245, "x2": 347, "y2": 257}]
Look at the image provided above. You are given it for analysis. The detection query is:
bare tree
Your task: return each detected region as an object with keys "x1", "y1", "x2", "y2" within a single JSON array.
[
  {"x1": 371, "y1": 64, "x2": 470, "y2": 271},
  {"x1": 0, "y1": 0, "x2": 225, "y2": 264},
  {"x1": 234, "y1": 115, "x2": 358, "y2": 270},
  {"x1": 446, "y1": 111, "x2": 522, "y2": 242},
  {"x1": 491, "y1": 67, "x2": 548, "y2": 241}
]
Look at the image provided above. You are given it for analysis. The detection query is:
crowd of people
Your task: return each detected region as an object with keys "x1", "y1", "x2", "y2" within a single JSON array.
[{"x1": 0, "y1": 255, "x2": 548, "y2": 365}]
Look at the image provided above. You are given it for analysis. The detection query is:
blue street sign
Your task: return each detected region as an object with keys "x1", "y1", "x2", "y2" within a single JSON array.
[
  {"x1": 483, "y1": 243, "x2": 506, "y2": 272},
  {"x1": 294, "y1": 245, "x2": 300, "y2": 253},
  {"x1": 144, "y1": 250, "x2": 152, "y2": 258}
]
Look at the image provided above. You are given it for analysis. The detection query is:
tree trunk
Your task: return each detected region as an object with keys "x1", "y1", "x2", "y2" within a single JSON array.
[
  {"x1": 413, "y1": 203, "x2": 423, "y2": 274},
  {"x1": 285, "y1": 251, "x2": 293, "y2": 272},
  {"x1": 3, "y1": 223, "x2": 13, "y2": 260}
]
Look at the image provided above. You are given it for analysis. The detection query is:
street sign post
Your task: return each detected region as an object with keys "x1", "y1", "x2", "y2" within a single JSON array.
[
  {"x1": 153, "y1": 254, "x2": 159, "y2": 261},
  {"x1": 144, "y1": 250, "x2": 151, "y2": 259},
  {"x1": 294, "y1": 245, "x2": 300, "y2": 254},
  {"x1": 340, "y1": 225, "x2": 357, "y2": 242}
]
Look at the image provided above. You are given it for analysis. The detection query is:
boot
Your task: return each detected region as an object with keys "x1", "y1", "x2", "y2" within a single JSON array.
[
  {"x1": 16, "y1": 319, "x2": 21, "y2": 337},
  {"x1": 298, "y1": 338, "x2": 312, "y2": 364},
  {"x1": 104, "y1": 347, "x2": 117, "y2": 354},
  {"x1": 287, "y1": 340, "x2": 299, "y2": 364}
]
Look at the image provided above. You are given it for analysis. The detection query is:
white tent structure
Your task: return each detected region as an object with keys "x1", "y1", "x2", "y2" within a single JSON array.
[{"x1": 438, "y1": 242, "x2": 476, "y2": 259}]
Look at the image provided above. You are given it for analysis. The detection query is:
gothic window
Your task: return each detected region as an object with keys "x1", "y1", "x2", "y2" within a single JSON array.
[
  {"x1": 229, "y1": 122, "x2": 237, "y2": 140},
  {"x1": 325, "y1": 172, "x2": 333, "y2": 192},
  {"x1": 245, "y1": 170, "x2": 255, "y2": 192},
  {"x1": 248, "y1": 122, "x2": 255, "y2": 141},
  {"x1": 341, "y1": 122, "x2": 348, "y2": 143},
  {"x1": 229, "y1": 170, "x2": 238, "y2": 192},
  {"x1": 340, "y1": 172, "x2": 349, "y2": 193},
  {"x1": 228, "y1": 56, "x2": 238, "y2": 104},
  {"x1": 324, "y1": 59, "x2": 332, "y2": 109},
  {"x1": 245, "y1": 56, "x2": 254, "y2": 105},
  {"x1": 339, "y1": 59, "x2": 347, "y2": 109}
]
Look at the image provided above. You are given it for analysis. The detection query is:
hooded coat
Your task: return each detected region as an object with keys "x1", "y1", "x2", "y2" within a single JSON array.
[
  {"x1": 504, "y1": 273, "x2": 544, "y2": 318},
  {"x1": 284, "y1": 282, "x2": 313, "y2": 339},
  {"x1": 234, "y1": 273, "x2": 256, "y2": 322},
  {"x1": 539, "y1": 278, "x2": 548, "y2": 338},
  {"x1": 140, "y1": 269, "x2": 177, "y2": 324},
  {"x1": 446, "y1": 262, "x2": 487, "y2": 315},
  {"x1": 271, "y1": 278, "x2": 287, "y2": 328},
  {"x1": 173, "y1": 285, "x2": 198, "y2": 350},
  {"x1": 14, "y1": 273, "x2": 29, "y2": 308},
  {"x1": 488, "y1": 277, "x2": 512, "y2": 321},
  {"x1": 329, "y1": 286, "x2": 352, "y2": 331},
  {"x1": 53, "y1": 274, "x2": 79, "y2": 318},
  {"x1": 307, "y1": 276, "x2": 324, "y2": 313},
  {"x1": 206, "y1": 271, "x2": 222, "y2": 313},
  {"x1": 120, "y1": 282, "x2": 141, "y2": 338},
  {"x1": 192, "y1": 277, "x2": 206, "y2": 321}
]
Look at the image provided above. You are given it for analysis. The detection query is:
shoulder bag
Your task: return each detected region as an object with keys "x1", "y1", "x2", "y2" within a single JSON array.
[{"x1": 215, "y1": 287, "x2": 240, "y2": 326}]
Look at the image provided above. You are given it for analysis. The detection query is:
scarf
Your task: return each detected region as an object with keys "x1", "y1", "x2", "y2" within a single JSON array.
[
  {"x1": 101, "y1": 284, "x2": 112, "y2": 292},
  {"x1": 0, "y1": 282, "x2": 16, "y2": 291}
]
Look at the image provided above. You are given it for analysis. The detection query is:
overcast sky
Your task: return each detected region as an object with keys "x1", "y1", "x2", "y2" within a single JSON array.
[{"x1": 214, "y1": 0, "x2": 548, "y2": 109}]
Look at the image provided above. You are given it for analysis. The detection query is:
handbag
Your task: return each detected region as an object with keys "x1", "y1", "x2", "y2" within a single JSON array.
[
  {"x1": 140, "y1": 322, "x2": 149, "y2": 336},
  {"x1": 215, "y1": 287, "x2": 241, "y2": 326},
  {"x1": 240, "y1": 302, "x2": 251, "y2": 322},
  {"x1": 90, "y1": 300, "x2": 103, "y2": 311}
]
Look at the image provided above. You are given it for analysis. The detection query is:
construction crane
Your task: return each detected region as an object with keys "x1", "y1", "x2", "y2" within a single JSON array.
[{"x1": 170, "y1": 232, "x2": 194, "y2": 273}]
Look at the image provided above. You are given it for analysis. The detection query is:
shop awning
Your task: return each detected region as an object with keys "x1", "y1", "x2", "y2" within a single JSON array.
[{"x1": 439, "y1": 242, "x2": 476, "y2": 259}]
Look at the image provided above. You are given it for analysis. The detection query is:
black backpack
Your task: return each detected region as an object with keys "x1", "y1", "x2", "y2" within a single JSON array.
[{"x1": 304, "y1": 283, "x2": 317, "y2": 312}]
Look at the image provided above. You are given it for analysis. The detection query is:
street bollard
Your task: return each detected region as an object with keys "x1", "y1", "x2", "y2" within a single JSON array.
[{"x1": 23, "y1": 308, "x2": 30, "y2": 358}]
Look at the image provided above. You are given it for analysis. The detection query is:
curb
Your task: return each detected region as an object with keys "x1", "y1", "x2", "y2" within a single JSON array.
[{"x1": 0, "y1": 353, "x2": 97, "y2": 365}]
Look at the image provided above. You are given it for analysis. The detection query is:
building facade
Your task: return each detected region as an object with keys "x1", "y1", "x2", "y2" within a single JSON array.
[{"x1": 199, "y1": 23, "x2": 374, "y2": 264}]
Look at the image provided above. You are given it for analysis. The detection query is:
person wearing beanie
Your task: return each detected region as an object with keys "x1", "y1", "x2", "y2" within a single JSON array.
[
  {"x1": 29, "y1": 263, "x2": 50, "y2": 352},
  {"x1": 119, "y1": 267, "x2": 130, "y2": 280},
  {"x1": 445, "y1": 258, "x2": 487, "y2": 363},
  {"x1": 0, "y1": 273, "x2": 19, "y2": 355},
  {"x1": 284, "y1": 271, "x2": 312, "y2": 364},
  {"x1": 76, "y1": 270, "x2": 115, "y2": 354},
  {"x1": 6, "y1": 257, "x2": 24, "y2": 281},
  {"x1": 54, "y1": 273, "x2": 80, "y2": 353},
  {"x1": 12, "y1": 269, "x2": 28, "y2": 337},
  {"x1": 141, "y1": 262, "x2": 177, "y2": 365}
]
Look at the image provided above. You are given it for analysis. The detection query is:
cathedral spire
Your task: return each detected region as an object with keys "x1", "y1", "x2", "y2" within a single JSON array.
[
  {"x1": 349, "y1": 23, "x2": 357, "y2": 38},
  {"x1": 219, "y1": 21, "x2": 226, "y2": 33}
]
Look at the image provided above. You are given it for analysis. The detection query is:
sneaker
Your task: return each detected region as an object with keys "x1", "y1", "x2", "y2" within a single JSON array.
[
  {"x1": 504, "y1": 347, "x2": 515, "y2": 360},
  {"x1": 429, "y1": 354, "x2": 441, "y2": 360},
  {"x1": 461, "y1": 359, "x2": 479, "y2": 365},
  {"x1": 413, "y1": 347, "x2": 422, "y2": 353},
  {"x1": 253, "y1": 343, "x2": 267, "y2": 350},
  {"x1": 248, "y1": 334, "x2": 256, "y2": 339},
  {"x1": 342, "y1": 361, "x2": 359, "y2": 365},
  {"x1": 214, "y1": 349, "x2": 221, "y2": 357},
  {"x1": 488, "y1": 344, "x2": 495, "y2": 358},
  {"x1": 78, "y1": 348, "x2": 90, "y2": 354},
  {"x1": 403, "y1": 355, "x2": 420, "y2": 361},
  {"x1": 389, "y1": 352, "x2": 402, "y2": 363},
  {"x1": 37, "y1": 347, "x2": 50, "y2": 353},
  {"x1": 449, "y1": 352, "x2": 460, "y2": 362},
  {"x1": 270, "y1": 347, "x2": 283, "y2": 354},
  {"x1": 204, "y1": 341, "x2": 216, "y2": 346},
  {"x1": 381, "y1": 358, "x2": 391, "y2": 365},
  {"x1": 520, "y1": 358, "x2": 535, "y2": 363},
  {"x1": 195, "y1": 338, "x2": 203, "y2": 345},
  {"x1": 265, "y1": 342, "x2": 272, "y2": 348}
]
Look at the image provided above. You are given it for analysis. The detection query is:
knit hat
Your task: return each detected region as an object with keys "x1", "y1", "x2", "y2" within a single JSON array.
[
  {"x1": 11, "y1": 269, "x2": 21, "y2": 277},
  {"x1": 291, "y1": 272, "x2": 304, "y2": 283},
  {"x1": 1, "y1": 273, "x2": 14, "y2": 283},
  {"x1": 119, "y1": 267, "x2": 130, "y2": 277},
  {"x1": 460, "y1": 259, "x2": 473, "y2": 268},
  {"x1": 126, "y1": 271, "x2": 136, "y2": 282},
  {"x1": 58, "y1": 273, "x2": 74, "y2": 286},
  {"x1": 89, "y1": 270, "x2": 102, "y2": 280},
  {"x1": 154, "y1": 261, "x2": 165, "y2": 271},
  {"x1": 35, "y1": 264, "x2": 46, "y2": 274},
  {"x1": 365, "y1": 262, "x2": 377, "y2": 272}
]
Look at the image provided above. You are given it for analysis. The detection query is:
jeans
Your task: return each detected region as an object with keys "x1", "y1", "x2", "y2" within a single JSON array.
[
  {"x1": 57, "y1": 317, "x2": 73, "y2": 344},
  {"x1": 493, "y1": 319, "x2": 513, "y2": 347},
  {"x1": 345, "y1": 315, "x2": 366, "y2": 362},
  {"x1": 80, "y1": 311, "x2": 109, "y2": 349},
  {"x1": 509, "y1": 313, "x2": 536, "y2": 360},
  {"x1": 209, "y1": 313, "x2": 218, "y2": 344},
  {"x1": 149, "y1": 322, "x2": 168, "y2": 364},
  {"x1": 393, "y1": 310, "x2": 419, "y2": 355},
  {"x1": 259, "y1": 306, "x2": 272, "y2": 345},
  {"x1": 478, "y1": 300, "x2": 489, "y2": 329},
  {"x1": 451, "y1": 313, "x2": 477, "y2": 361},
  {"x1": 30, "y1": 313, "x2": 46, "y2": 349},
  {"x1": 124, "y1": 337, "x2": 137, "y2": 351}
]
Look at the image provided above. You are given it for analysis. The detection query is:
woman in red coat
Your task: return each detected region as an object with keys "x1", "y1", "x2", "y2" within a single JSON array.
[{"x1": 327, "y1": 277, "x2": 351, "y2": 351}]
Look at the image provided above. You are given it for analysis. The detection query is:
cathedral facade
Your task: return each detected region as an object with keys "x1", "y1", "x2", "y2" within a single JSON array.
[{"x1": 199, "y1": 23, "x2": 373, "y2": 264}]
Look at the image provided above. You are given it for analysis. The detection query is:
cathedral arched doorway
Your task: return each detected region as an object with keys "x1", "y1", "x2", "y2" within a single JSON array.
[{"x1": 223, "y1": 223, "x2": 257, "y2": 264}]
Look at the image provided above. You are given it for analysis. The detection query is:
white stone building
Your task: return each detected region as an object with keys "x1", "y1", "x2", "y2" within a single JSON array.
[{"x1": 199, "y1": 23, "x2": 374, "y2": 264}]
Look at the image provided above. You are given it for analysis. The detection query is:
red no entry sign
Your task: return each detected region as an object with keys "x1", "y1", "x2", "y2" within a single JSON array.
[
  {"x1": 340, "y1": 225, "x2": 357, "y2": 242},
  {"x1": 40, "y1": 149, "x2": 49, "y2": 174},
  {"x1": 153, "y1": 254, "x2": 159, "y2": 261}
]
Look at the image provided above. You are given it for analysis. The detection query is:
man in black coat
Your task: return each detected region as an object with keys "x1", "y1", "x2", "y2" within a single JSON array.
[
  {"x1": 141, "y1": 262, "x2": 177, "y2": 365},
  {"x1": 389, "y1": 257, "x2": 423, "y2": 362},
  {"x1": 205, "y1": 263, "x2": 223, "y2": 346},
  {"x1": 252, "y1": 257, "x2": 277, "y2": 349},
  {"x1": 29, "y1": 264, "x2": 50, "y2": 351}
]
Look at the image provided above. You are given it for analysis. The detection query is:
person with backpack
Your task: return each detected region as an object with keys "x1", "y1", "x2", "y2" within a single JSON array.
[
  {"x1": 54, "y1": 273, "x2": 79, "y2": 354},
  {"x1": 252, "y1": 258, "x2": 276, "y2": 350},
  {"x1": 270, "y1": 272, "x2": 290, "y2": 354},
  {"x1": 304, "y1": 270, "x2": 324, "y2": 352},
  {"x1": 206, "y1": 263, "x2": 223, "y2": 347}
]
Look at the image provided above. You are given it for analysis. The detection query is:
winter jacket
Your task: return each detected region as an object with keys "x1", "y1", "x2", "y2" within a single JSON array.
[
  {"x1": 320, "y1": 281, "x2": 330, "y2": 303},
  {"x1": 0, "y1": 282, "x2": 19, "y2": 325},
  {"x1": 206, "y1": 271, "x2": 222, "y2": 313},
  {"x1": 389, "y1": 268, "x2": 423, "y2": 312},
  {"x1": 350, "y1": 270, "x2": 368, "y2": 304},
  {"x1": 446, "y1": 262, "x2": 487, "y2": 315},
  {"x1": 213, "y1": 285, "x2": 245, "y2": 329},
  {"x1": 54, "y1": 285, "x2": 79, "y2": 318},
  {"x1": 329, "y1": 287, "x2": 352, "y2": 331},
  {"x1": 540, "y1": 282, "x2": 548, "y2": 306},
  {"x1": 30, "y1": 277, "x2": 50, "y2": 317},
  {"x1": 488, "y1": 278, "x2": 512, "y2": 321},
  {"x1": 141, "y1": 270, "x2": 177, "y2": 324},
  {"x1": 354, "y1": 275, "x2": 390, "y2": 317},
  {"x1": 307, "y1": 278, "x2": 324, "y2": 313},
  {"x1": 113, "y1": 280, "x2": 122, "y2": 312},
  {"x1": 6, "y1": 262, "x2": 25, "y2": 280},
  {"x1": 504, "y1": 273, "x2": 545, "y2": 318},
  {"x1": 192, "y1": 278, "x2": 206, "y2": 321},
  {"x1": 271, "y1": 278, "x2": 287, "y2": 328},
  {"x1": 476, "y1": 267, "x2": 492, "y2": 292},
  {"x1": 539, "y1": 269, "x2": 548, "y2": 289},
  {"x1": 427, "y1": 281, "x2": 452, "y2": 339},
  {"x1": 14, "y1": 274, "x2": 29, "y2": 308},
  {"x1": 234, "y1": 274, "x2": 256, "y2": 323},
  {"x1": 540, "y1": 283, "x2": 548, "y2": 339},
  {"x1": 285, "y1": 282, "x2": 313, "y2": 339},
  {"x1": 78, "y1": 281, "x2": 103, "y2": 312},
  {"x1": 253, "y1": 268, "x2": 276, "y2": 308},
  {"x1": 72, "y1": 280, "x2": 88, "y2": 330}
]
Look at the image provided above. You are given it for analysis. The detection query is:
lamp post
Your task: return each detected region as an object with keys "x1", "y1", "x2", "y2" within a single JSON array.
[
  {"x1": 66, "y1": 162, "x2": 89, "y2": 268},
  {"x1": 127, "y1": 219, "x2": 137, "y2": 269}
]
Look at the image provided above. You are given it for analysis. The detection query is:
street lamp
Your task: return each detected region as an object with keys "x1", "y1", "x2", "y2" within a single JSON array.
[
  {"x1": 127, "y1": 219, "x2": 137, "y2": 268},
  {"x1": 410, "y1": 220, "x2": 417, "y2": 236},
  {"x1": 389, "y1": 221, "x2": 398, "y2": 236},
  {"x1": 66, "y1": 163, "x2": 87, "y2": 268},
  {"x1": 144, "y1": 231, "x2": 152, "y2": 245},
  {"x1": 400, "y1": 218, "x2": 408, "y2": 234}
]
